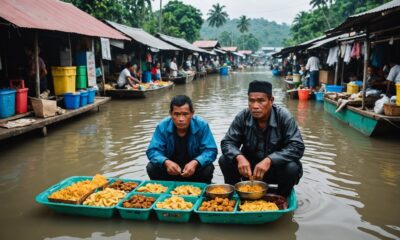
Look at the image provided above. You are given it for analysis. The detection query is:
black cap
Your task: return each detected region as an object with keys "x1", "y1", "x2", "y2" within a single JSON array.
[{"x1": 248, "y1": 80, "x2": 272, "y2": 95}]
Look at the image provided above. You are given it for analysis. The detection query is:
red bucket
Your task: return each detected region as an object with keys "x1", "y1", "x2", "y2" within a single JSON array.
[
  {"x1": 15, "y1": 88, "x2": 28, "y2": 114},
  {"x1": 298, "y1": 89, "x2": 310, "y2": 101}
]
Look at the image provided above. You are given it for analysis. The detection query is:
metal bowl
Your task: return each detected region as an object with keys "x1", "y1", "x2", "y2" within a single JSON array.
[
  {"x1": 205, "y1": 184, "x2": 234, "y2": 199},
  {"x1": 235, "y1": 181, "x2": 268, "y2": 200}
]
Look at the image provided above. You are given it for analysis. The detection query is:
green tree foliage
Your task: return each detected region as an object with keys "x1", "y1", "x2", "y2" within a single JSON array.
[
  {"x1": 207, "y1": 3, "x2": 229, "y2": 28},
  {"x1": 237, "y1": 15, "x2": 250, "y2": 33},
  {"x1": 285, "y1": 0, "x2": 391, "y2": 47},
  {"x1": 218, "y1": 31, "x2": 233, "y2": 46},
  {"x1": 236, "y1": 33, "x2": 260, "y2": 51}
]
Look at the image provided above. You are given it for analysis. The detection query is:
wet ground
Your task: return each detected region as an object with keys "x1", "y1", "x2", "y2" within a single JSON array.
[{"x1": 0, "y1": 67, "x2": 399, "y2": 240}]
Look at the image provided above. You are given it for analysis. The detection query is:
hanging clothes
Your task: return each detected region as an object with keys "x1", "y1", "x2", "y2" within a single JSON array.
[
  {"x1": 370, "y1": 44, "x2": 385, "y2": 68},
  {"x1": 340, "y1": 44, "x2": 346, "y2": 58},
  {"x1": 326, "y1": 46, "x2": 339, "y2": 66},
  {"x1": 351, "y1": 42, "x2": 361, "y2": 59},
  {"x1": 344, "y1": 44, "x2": 352, "y2": 64}
]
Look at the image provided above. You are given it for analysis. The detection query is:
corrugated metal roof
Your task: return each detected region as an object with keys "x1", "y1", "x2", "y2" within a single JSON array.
[
  {"x1": 221, "y1": 46, "x2": 238, "y2": 52},
  {"x1": 156, "y1": 33, "x2": 210, "y2": 54},
  {"x1": 213, "y1": 48, "x2": 226, "y2": 54},
  {"x1": 192, "y1": 40, "x2": 219, "y2": 48},
  {"x1": 0, "y1": 0, "x2": 129, "y2": 40},
  {"x1": 238, "y1": 50, "x2": 253, "y2": 55},
  {"x1": 352, "y1": 0, "x2": 400, "y2": 17},
  {"x1": 308, "y1": 34, "x2": 348, "y2": 50},
  {"x1": 232, "y1": 52, "x2": 245, "y2": 58},
  {"x1": 105, "y1": 21, "x2": 180, "y2": 51}
]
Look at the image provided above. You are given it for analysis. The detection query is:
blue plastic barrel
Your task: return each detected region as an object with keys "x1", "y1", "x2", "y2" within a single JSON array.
[
  {"x1": 220, "y1": 67, "x2": 228, "y2": 75},
  {"x1": 87, "y1": 88, "x2": 96, "y2": 104},
  {"x1": 80, "y1": 90, "x2": 88, "y2": 107},
  {"x1": 315, "y1": 92, "x2": 324, "y2": 101},
  {"x1": 0, "y1": 89, "x2": 16, "y2": 118},
  {"x1": 64, "y1": 92, "x2": 81, "y2": 109}
]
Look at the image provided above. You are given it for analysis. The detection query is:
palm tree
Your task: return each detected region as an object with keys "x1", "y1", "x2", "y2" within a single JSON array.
[
  {"x1": 207, "y1": 3, "x2": 229, "y2": 28},
  {"x1": 237, "y1": 15, "x2": 250, "y2": 50},
  {"x1": 310, "y1": 0, "x2": 331, "y2": 28}
]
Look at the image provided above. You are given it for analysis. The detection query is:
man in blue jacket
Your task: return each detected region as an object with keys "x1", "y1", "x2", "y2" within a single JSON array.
[{"x1": 146, "y1": 95, "x2": 217, "y2": 183}]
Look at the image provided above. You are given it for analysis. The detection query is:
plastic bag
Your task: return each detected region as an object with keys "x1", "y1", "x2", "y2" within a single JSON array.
[{"x1": 374, "y1": 94, "x2": 389, "y2": 114}]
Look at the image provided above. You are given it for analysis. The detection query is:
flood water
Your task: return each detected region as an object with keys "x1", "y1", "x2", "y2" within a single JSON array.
[{"x1": 0, "y1": 67, "x2": 399, "y2": 240}]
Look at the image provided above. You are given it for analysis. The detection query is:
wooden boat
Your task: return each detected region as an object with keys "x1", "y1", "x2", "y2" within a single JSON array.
[
  {"x1": 324, "y1": 97, "x2": 400, "y2": 136},
  {"x1": 162, "y1": 76, "x2": 187, "y2": 85},
  {"x1": 105, "y1": 82, "x2": 174, "y2": 98}
]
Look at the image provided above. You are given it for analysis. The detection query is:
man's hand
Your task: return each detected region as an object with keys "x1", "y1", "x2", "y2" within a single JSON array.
[
  {"x1": 236, "y1": 155, "x2": 252, "y2": 178},
  {"x1": 253, "y1": 157, "x2": 272, "y2": 180},
  {"x1": 164, "y1": 160, "x2": 181, "y2": 175},
  {"x1": 181, "y1": 160, "x2": 198, "y2": 178}
]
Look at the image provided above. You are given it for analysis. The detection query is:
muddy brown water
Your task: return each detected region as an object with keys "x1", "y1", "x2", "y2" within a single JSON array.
[{"x1": 0, "y1": 67, "x2": 399, "y2": 240}]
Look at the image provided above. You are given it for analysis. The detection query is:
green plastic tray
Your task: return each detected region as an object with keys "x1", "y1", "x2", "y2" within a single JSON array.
[
  {"x1": 116, "y1": 193, "x2": 159, "y2": 221},
  {"x1": 169, "y1": 181, "x2": 207, "y2": 197},
  {"x1": 195, "y1": 196, "x2": 240, "y2": 224},
  {"x1": 153, "y1": 195, "x2": 199, "y2": 223},
  {"x1": 133, "y1": 180, "x2": 174, "y2": 195},
  {"x1": 106, "y1": 178, "x2": 142, "y2": 193}
]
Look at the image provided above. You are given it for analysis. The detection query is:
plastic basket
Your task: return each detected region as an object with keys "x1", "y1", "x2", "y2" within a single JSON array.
[
  {"x1": 133, "y1": 180, "x2": 174, "y2": 195},
  {"x1": 326, "y1": 85, "x2": 343, "y2": 93},
  {"x1": 220, "y1": 67, "x2": 228, "y2": 75},
  {"x1": 80, "y1": 90, "x2": 88, "y2": 107},
  {"x1": 106, "y1": 178, "x2": 142, "y2": 193},
  {"x1": 0, "y1": 89, "x2": 16, "y2": 118},
  {"x1": 298, "y1": 89, "x2": 309, "y2": 101},
  {"x1": 116, "y1": 193, "x2": 159, "y2": 221},
  {"x1": 315, "y1": 92, "x2": 324, "y2": 102},
  {"x1": 87, "y1": 88, "x2": 96, "y2": 104},
  {"x1": 35, "y1": 176, "x2": 118, "y2": 218},
  {"x1": 169, "y1": 181, "x2": 207, "y2": 197},
  {"x1": 51, "y1": 66, "x2": 77, "y2": 77},
  {"x1": 195, "y1": 196, "x2": 239, "y2": 224},
  {"x1": 347, "y1": 84, "x2": 359, "y2": 94},
  {"x1": 53, "y1": 75, "x2": 76, "y2": 95},
  {"x1": 153, "y1": 195, "x2": 199, "y2": 223},
  {"x1": 64, "y1": 92, "x2": 80, "y2": 109}
]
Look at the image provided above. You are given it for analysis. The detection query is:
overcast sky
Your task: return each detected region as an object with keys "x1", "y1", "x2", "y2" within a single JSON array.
[{"x1": 161, "y1": 0, "x2": 312, "y2": 25}]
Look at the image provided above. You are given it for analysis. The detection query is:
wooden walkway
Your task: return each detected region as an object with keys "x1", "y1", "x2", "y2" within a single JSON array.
[{"x1": 0, "y1": 97, "x2": 110, "y2": 140}]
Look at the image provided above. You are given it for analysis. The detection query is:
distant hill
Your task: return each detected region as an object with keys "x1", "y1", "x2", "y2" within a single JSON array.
[{"x1": 200, "y1": 18, "x2": 290, "y2": 47}]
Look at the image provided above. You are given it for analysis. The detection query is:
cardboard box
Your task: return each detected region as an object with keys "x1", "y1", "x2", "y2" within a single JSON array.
[
  {"x1": 30, "y1": 98, "x2": 57, "y2": 118},
  {"x1": 319, "y1": 70, "x2": 334, "y2": 84}
]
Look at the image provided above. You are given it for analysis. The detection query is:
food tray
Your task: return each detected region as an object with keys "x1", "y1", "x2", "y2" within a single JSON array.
[
  {"x1": 133, "y1": 180, "x2": 174, "y2": 194},
  {"x1": 116, "y1": 193, "x2": 159, "y2": 221},
  {"x1": 169, "y1": 181, "x2": 207, "y2": 197},
  {"x1": 153, "y1": 195, "x2": 199, "y2": 223},
  {"x1": 195, "y1": 196, "x2": 240, "y2": 224},
  {"x1": 105, "y1": 178, "x2": 142, "y2": 193}
]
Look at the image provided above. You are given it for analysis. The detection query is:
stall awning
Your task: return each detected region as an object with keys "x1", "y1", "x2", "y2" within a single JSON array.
[
  {"x1": 105, "y1": 21, "x2": 180, "y2": 51},
  {"x1": 213, "y1": 48, "x2": 226, "y2": 54},
  {"x1": 308, "y1": 34, "x2": 349, "y2": 50},
  {"x1": 221, "y1": 46, "x2": 238, "y2": 52},
  {"x1": 192, "y1": 40, "x2": 220, "y2": 49},
  {"x1": 0, "y1": 0, "x2": 129, "y2": 40},
  {"x1": 156, "y1": 33, "x2": 211, "y2": 54},
  {"x1": 232, "y1": 52, "x2": 245, "y2": 58}
]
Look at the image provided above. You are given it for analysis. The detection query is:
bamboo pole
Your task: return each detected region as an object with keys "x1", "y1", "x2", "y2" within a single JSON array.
[
  {"x1": 34, "y1": 32, "x2": 40, "y2": 97},
  {"x1": 361, "y1": 30, "x2": 370, "y2": 110}
]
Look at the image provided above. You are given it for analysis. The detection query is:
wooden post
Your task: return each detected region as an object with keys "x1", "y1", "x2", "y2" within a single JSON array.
[
  {"x1": 334, "y1": 56, "x2": 340, "y2": 85},
  {"x1": 341, "y1": 57, "x2": 345, "y2": 85},
  {"x1": 100, "y1": 59, "x2": 106, "y2": 96},
  {"x1": 362, "y1": 31, "x2": 370, "y2": 110},
  {"x1": 34, "y1": 32, "x2": 40, "y2": 97},
  {"x1": 139, "y1": 45, "x2": 142, "y2": 82}
]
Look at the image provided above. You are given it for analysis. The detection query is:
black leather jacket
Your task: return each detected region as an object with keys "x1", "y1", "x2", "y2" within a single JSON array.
[{"x1": 221, "y1": 105, "x2": 304, "y2": 170}]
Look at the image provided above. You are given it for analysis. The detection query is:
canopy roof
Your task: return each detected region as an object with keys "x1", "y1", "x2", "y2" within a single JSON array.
[
  {"x1": 192, "y1": 40, "x2": 220, "y2": 49},
  {"x1": 221, "y1": 46, "x2": 238, "y2": 52},
  {"x1": 0, "y1": 0, "x2": 128, "y2": 40},
  {"x1": 156, "y1": 33, "x2": 210, "y2": 54},
  {"x1": 105, "y1": 21, "x2": 180, "y2": 51}
]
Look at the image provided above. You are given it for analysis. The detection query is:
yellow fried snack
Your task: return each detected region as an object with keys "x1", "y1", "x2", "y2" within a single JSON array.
[
  {"x1": 156, "y1": 196, "x2": 193, "y2": 210},
  {"x1": 237, "y1": 184, "x2": 264, "y2": 193},
  {"x1": 48, "y1": 174, "x2": 108, "y2": 201},
  {"x1": 171, "y1": 185, "x2": 202, "y2": 196},
  {"x1": 239, "y1": 200, "x2": 279, "y2": 212},
  {"x1": 136, "y1": 183, "x2": 168, "y2": 193},
  {"x1": 83, "y1": 188, "x2": 126, "y2": 207},
  {"x1": 208, "y1": 186, "x2": 229, "y2": 194},
  {"x1": 198, "y1": 197, "x2": 236, "y2": 212}
]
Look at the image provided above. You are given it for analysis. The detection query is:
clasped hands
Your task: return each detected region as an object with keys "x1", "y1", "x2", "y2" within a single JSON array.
[
  {"x1": 236, "y1": 155, "x2": 271, "y2": 180},
  {"x1": 164, "y1": 159, "x2": 198, "y2": 178}
]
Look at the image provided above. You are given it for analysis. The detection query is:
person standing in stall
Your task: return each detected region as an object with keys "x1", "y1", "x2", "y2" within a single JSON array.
[
  {"x1": 305, "y1": 53, "x2": 320, "y2": 91},
  {"x1": 24, "y1": 46, "x2": 48, "y2": 96},
  {"x1": 170, "y1": 57, "x2": 178, "y2": 77}
]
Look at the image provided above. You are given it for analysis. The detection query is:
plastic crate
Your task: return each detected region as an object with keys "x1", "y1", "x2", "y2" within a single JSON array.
[
  {"x1": 106, "y1": 178, "x2": 142, "y2": 193},
  {"x1": 87, "y1": 88, "x2": 96, "y2": 104},
  {"x1": 195, "y1": 196, "x2": 239, "y2": 224},
  {"x1": 64, "y1": 92, "x2": 80, "y2": 109},
  {"x1": 133, "y1": 180, "x2": 174, "y2": 195},
  {"x1": 53, "y1": 75, "x2": 76, "y2": 95},
  {"x1": 153, "y1": 195, "x2": 199, "y2": 223},
  {"x1": 80, "y1": 90, "x2": 88, "y2": 107},
  {"x1": 0, "y1": 89, "x2": 16, "y2": 118},
  {"x1": 116, "y1": 193, "x2": 159, "y2": 221},
  {"x1": 51, "y1": 66, "x2": 76, "y2": 76},
  {"x1": 35, "y1": 176, "x2": 118, "y2": 218},
  {"x1": 169, "y1": 181, "x2": 207, "y2": 197},
  {"x1": 326, "y1": 85, "x2": 343, "y2": 93}
]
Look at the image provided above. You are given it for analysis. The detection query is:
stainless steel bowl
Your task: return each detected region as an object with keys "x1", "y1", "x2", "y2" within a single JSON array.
[
  {"x1": 235, "y1": 181, "x2": 268, "y2": 200},
  {"x1": 205, "y1": 184, "x2": 234, "y2": 199}
]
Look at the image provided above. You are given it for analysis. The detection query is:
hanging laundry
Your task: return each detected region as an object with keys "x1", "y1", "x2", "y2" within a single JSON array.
[
  {"x1": 344, "y1": 44, "x2": 352, "y2": 63},
  {"x1": 370, "y1": 44, "x2": 385, "y2": 68},
  {"x1": 326, "y1": 46, "x2": 339, "y2": 66},
  {"x1": 340, "y1": 44, "x2": 346, "y2": 58},
  {"x1": 351, "y1": 42, "x2": 361, "y2": 59}
]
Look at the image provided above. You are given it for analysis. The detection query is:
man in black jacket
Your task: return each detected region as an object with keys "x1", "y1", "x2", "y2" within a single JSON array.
[{"x1": 219, "y1": 80, "x2": 305, "y2": 197}]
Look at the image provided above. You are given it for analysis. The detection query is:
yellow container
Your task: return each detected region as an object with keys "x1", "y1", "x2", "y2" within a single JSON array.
[
  {"x1": 53, "y1": 75, "x2": 76, "y2": 95},
  {"x1": 347, "y1": 83, "x2": 359, "y2": 94},
  {"x1": 51, "y1": 66, "x2": 77, "y2": 76},
  {"x1": 396, "y1": 83, "x2": 400, "y2": 106}
]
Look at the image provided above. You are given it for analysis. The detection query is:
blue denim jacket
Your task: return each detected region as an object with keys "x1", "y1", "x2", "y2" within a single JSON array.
[{"x1": 146, "y1": 115, "x2": 218, "y2": 167}]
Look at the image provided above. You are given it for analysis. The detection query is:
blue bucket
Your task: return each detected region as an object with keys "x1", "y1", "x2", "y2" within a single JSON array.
[
  {"x1": 64, "y1": 92, "x2": 81, "y2": 109},
  {"x1": 87, "y1": 88, "x2": 96, "y2": 104},
  {"x1": 315, "y1": 92, "x2": 324, "y2": 101},
  {"x1": 80, "y1": 90, "x2": 88, "y2": 107},
  {"x1": 0, "y1": 89, "x2": 16, "y2": 118},
  {"x1": 326, "y1": 85, "x2": 343, "y2": 93},
  {"x1": 220, "y1": 67, "x2": 228, "y2": 75}
]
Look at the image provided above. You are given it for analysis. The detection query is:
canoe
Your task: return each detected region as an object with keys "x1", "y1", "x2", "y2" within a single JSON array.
[
  {"x1": 105, "y1": 82, "x2": 174, "y2": 98},
  {"x1": 162, "y1": 76, "x2": 187, "y2": 84}
]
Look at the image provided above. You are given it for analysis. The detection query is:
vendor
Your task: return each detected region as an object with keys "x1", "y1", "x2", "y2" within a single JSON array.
[
  {"x1": 170, "y1": 57, "x2": 178, "y2": 77},
  {"x1": 386, "y1": 60, "x2": 400, "y2": 95},
  {"x1": 366, "y1": 66, "x2": 386, "y2": 90},
  {"x1": 151, "y1": 62, "x2": 161, "y2": 81},
  {"x1": 25, "y1": 46, "x2": 48, "y2": 96},
  {"x1": 116, "y1": 62, "x2": 140, "y2": 89}
]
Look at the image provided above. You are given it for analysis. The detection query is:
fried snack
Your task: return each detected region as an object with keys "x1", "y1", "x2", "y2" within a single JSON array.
[
  {"x1": 48, "y1": 174, "x2": 108, "y2": 201},
  {"x1": 237, "y1": 184, "x2": 264, "y2": 193},
  {"x1": 208, "y1": 186, "x2": 229, "y2": 194},
  {"x1": 107, "y1": 180, "x2": 138, "y2": 192},
  {"x1": 136, "y1": 183, "x2": 168, "y2": 193},
  {"x1": 239, "y1": 200, "x2": 279, "y2": 212},
  {"x1": 122, "y1": 194, "x2": 156, "y2": 209},
  {"x1": 156, "y1": 196, "x2": 193, "y2": 210},
  {"x1": 83, "y1": 188, "x2": 126, "y2": 207},
  {"x1": 170, "y1": 185, "x2": 202, "y2": 196},
  {"x1": 198, "y1": 197, "x2": 236, "y2": 212}
]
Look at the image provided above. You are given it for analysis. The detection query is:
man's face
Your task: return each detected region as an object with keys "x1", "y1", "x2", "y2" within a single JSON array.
[
  {"x1": 170, "y1": 103, "x2": 194, "y2": 131},
  {"x1": 248, "y1": 92, "x2": 274, "y2": 120}
]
